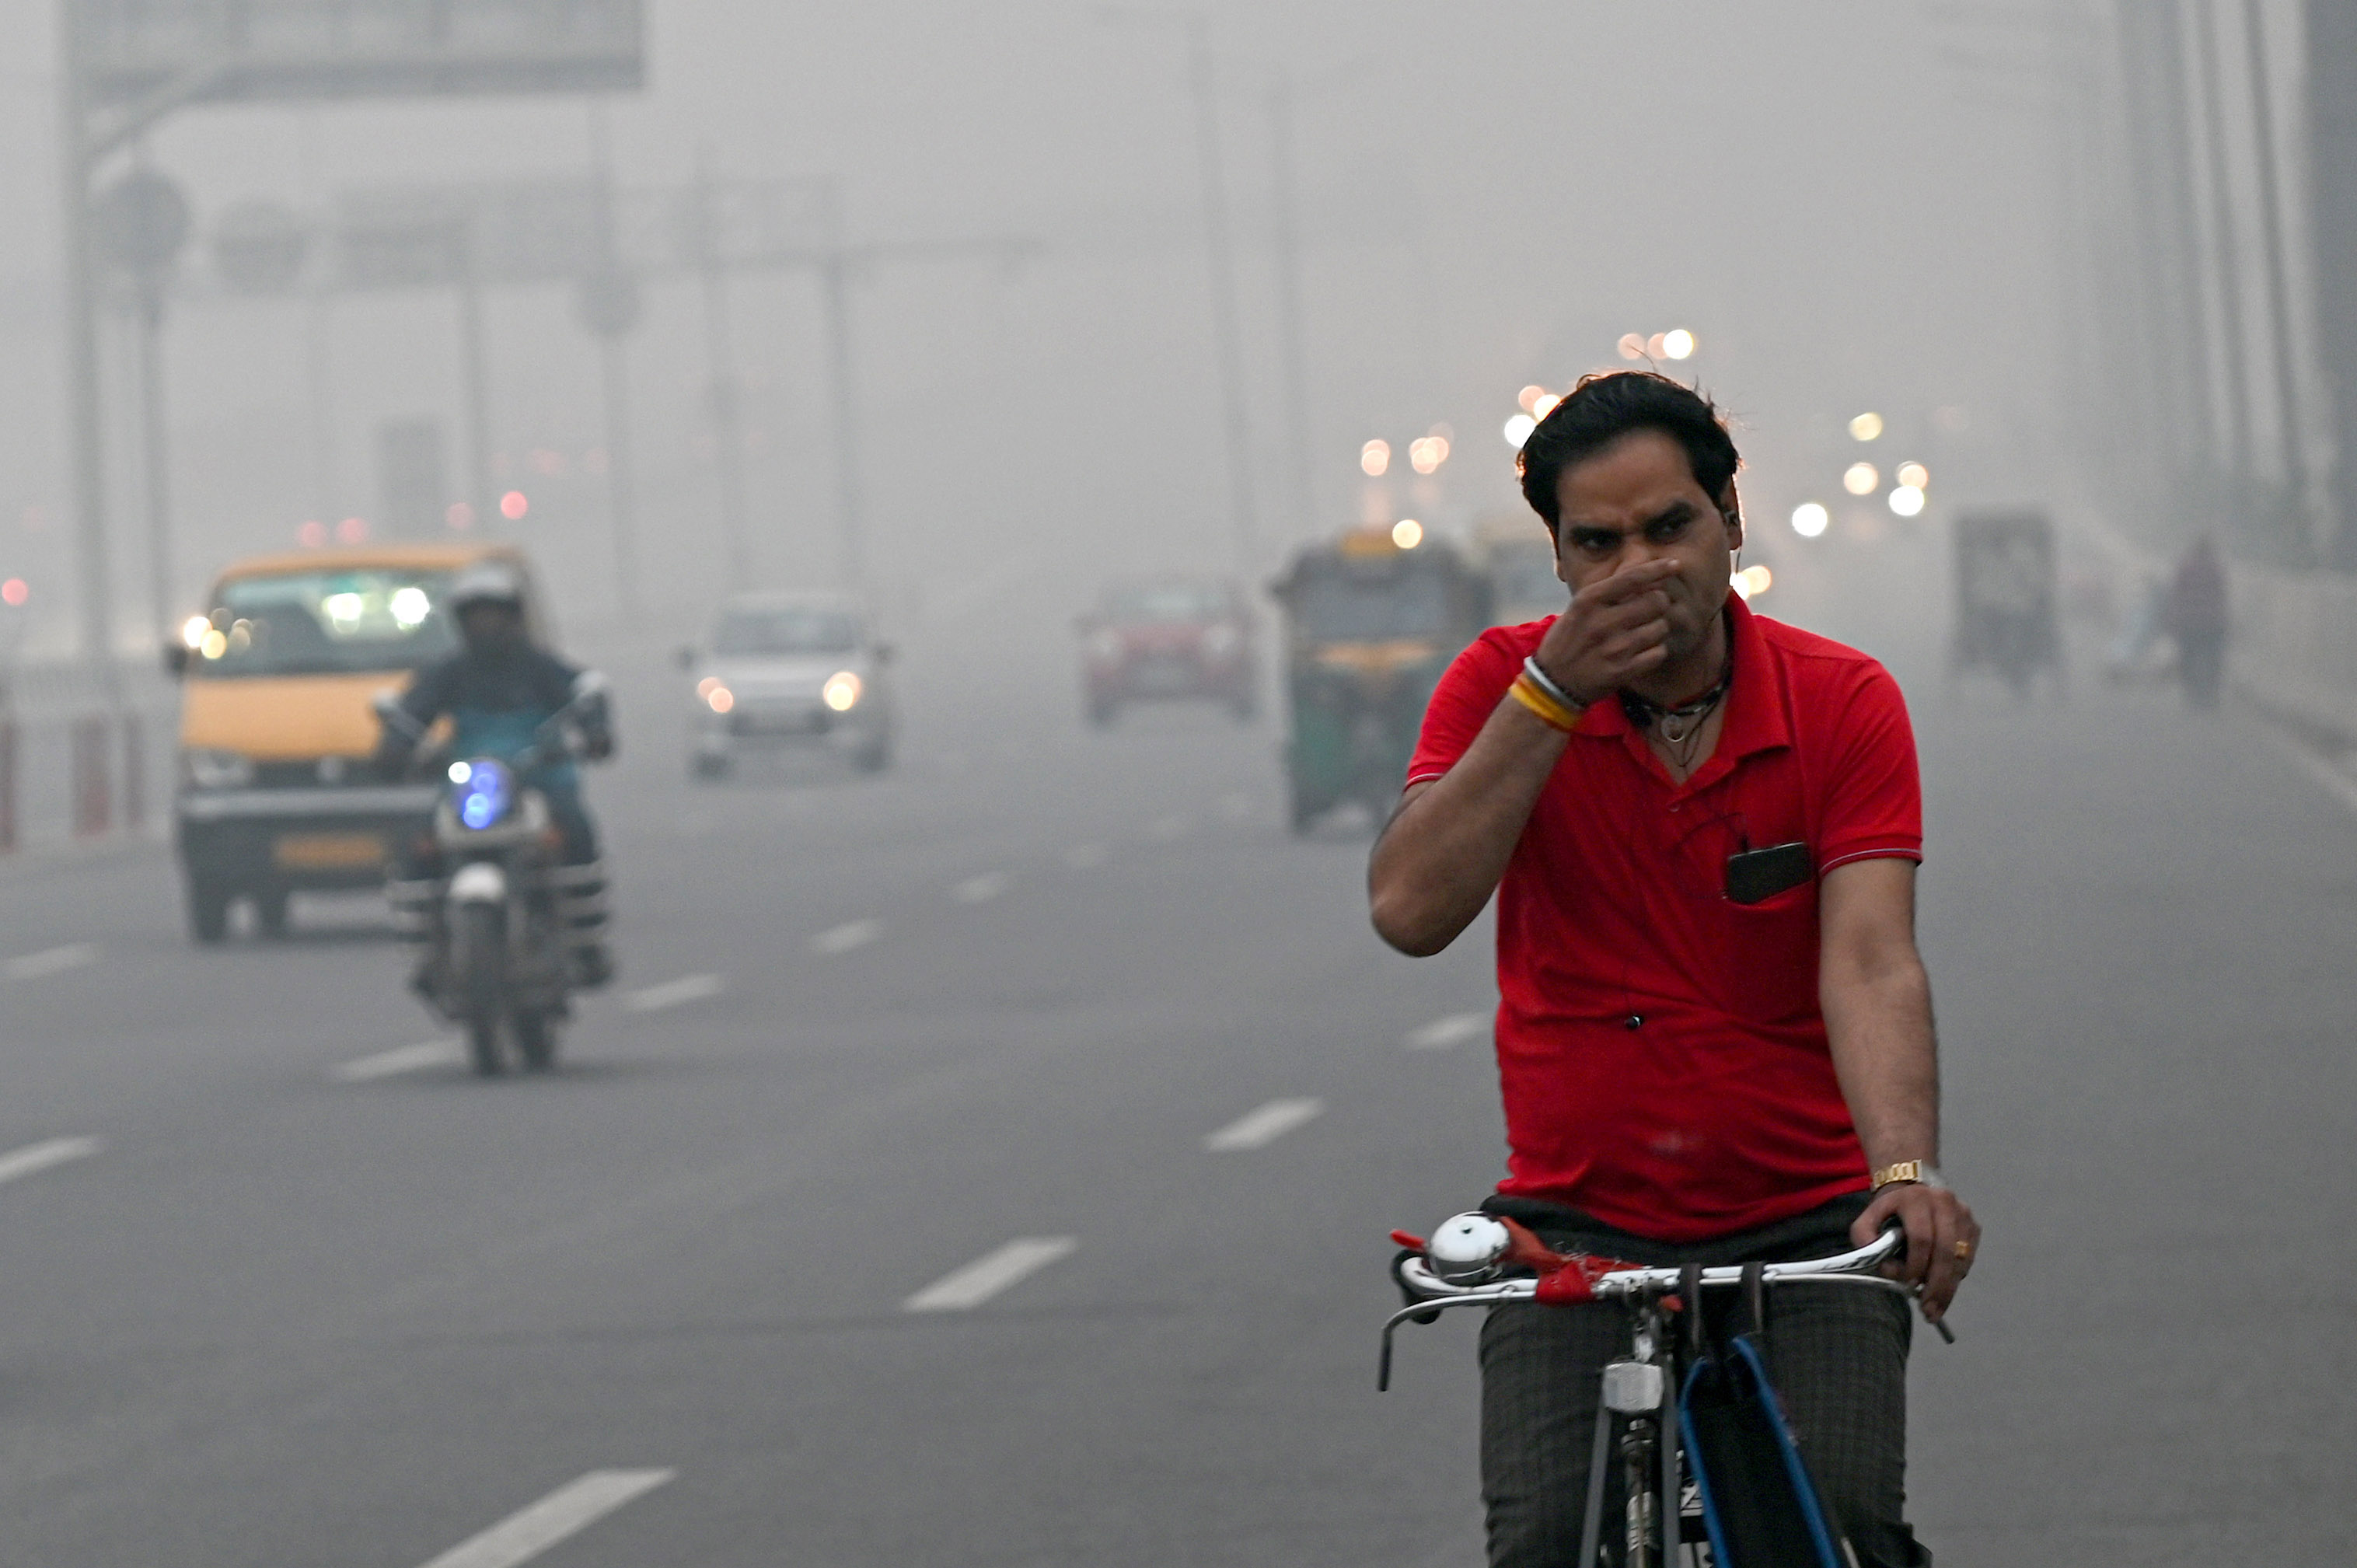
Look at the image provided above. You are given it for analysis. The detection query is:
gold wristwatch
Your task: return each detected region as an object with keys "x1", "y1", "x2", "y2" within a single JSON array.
[{"x1": 1870, "y1": 1160, "x2": 1948, "y2": 1192}]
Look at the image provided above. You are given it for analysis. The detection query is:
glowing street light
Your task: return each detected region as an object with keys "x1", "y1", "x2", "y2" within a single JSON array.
[
  {"x1": 1409, "y1": 434, "x2": 1451, "y2": 474},
  {"x1": 1842, "y1": 462, "x2": 1880, "y2": 497},
  {"x1": 1617, "y1": 333, "x2": 1647, "y2": 360},
  {"x1": 1360, "y1": 439, "x2": 1391, "y2": 477},
  {"x1": 1503, "y1": 413, "x2": 1537, "y2": 449},
  {"x1": 1732, "y1": 564, "x2": 1773, "y2": 599},
  {"x1": 1848, "y1": 411, "x2": 1884, "y2": 442},
  {"x1": 1791, "y1": 501, "x2": 1830, "y2": 539},
  {"x1": 1518, "y1": 385, "x2": 1549, "y2": 413},
  {"x1": 1661, "y1": 328, "x2": 1695, "y2": 360},
  {"x1": 1888, "y1": 484, "x2": 1926, "y2": 518},
  {"x1": 1895, "y1": 460, "x2": 1929, "y2": 490},
  {"x1": 1392, "y1": 518, "x2": 1424, "y2": 549}
]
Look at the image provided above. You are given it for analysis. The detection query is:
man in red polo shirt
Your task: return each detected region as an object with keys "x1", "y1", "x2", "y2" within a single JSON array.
[{"x1": 1370, "y1": 372, "x2": 1978, "y2": 1567}]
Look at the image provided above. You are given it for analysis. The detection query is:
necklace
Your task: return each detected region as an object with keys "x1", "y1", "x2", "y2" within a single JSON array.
[{"x1": 1620, "y1": 622, "x2": 1735, "y2": 746}]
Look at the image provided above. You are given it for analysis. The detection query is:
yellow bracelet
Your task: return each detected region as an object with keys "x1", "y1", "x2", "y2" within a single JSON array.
[{"x1": 1507, "y1": 672, "x2": 1584, "y2": 733}]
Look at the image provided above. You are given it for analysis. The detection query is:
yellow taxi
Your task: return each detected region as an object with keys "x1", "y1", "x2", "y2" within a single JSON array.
[{"x1": 169, "y1": 543, "x2": 546, "y2": 942}]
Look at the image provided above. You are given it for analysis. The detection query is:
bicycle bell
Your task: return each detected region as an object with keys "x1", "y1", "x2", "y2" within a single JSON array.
[{"x1": 1426, "y1": 1212, "x2": 1513, "y2": 1284}]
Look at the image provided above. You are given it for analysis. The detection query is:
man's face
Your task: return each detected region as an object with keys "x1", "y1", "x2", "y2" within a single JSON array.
[
  {"x1": 1552, "y1": 428, "x2": 1741, "y2": 668},
  {"x1": 459, "y1": 601, "x2": 524, "y2": 651}
]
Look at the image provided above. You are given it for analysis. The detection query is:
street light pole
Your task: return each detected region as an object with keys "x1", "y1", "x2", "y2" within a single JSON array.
[
  {"x1": 1266, "y1": 72, "x2": 1315, "y2": 548},
  {"x1": 2236, "y1": 0, "x2": 2310, "y2": 557},
  {"x1": 57, "y1": 2, "x2": 112, "y2": 668},
  {"x1": 137, "y1": 284, "x2": 172, "y2": 640},
  {"x1": 693, "y1": 146, "x2": 753, "y2": 586},
  {"x1": 1182, "y1": 16, "x2": 1259, "y2": 571},
  {"x1": 586, "y1": 99, "x2": 641, "y2": 616},
  {"x1": 819, "y1": 249, "x2": 865, "y2": 595}
]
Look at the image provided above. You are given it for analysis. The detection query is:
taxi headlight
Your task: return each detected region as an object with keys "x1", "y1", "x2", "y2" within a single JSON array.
[
  {"x1": 182, "y1": 748, "x2": 255, "y2": 790},
  {"x1": 822, "y1": 671, "x2": 862, "y2": 712},
  {"x1": 700, "y1": 679, "x2": 735, "y2": 714}
]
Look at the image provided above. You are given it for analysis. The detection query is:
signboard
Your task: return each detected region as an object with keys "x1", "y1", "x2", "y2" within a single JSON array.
[{"x1": 78, "y1": 0, "x2": 644, "y2": 107}]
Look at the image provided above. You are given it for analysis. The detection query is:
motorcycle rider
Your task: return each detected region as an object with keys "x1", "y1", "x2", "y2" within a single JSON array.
[{"x1": 378, "y1": 560, "x2": 616, "y2": 990}]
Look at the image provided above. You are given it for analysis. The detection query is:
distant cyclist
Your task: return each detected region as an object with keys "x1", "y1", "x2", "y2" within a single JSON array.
[
  {"x1": 379, "y1": 560, "x2": 616, "y2": 987},
  {"x1": 1369, "y1": 372, "x2": 1978, "y2": 1567}
]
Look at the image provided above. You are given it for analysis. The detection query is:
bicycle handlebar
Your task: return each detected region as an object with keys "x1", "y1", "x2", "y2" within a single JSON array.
[{"x1": 1377, "y1": 1218, "x2": 1917, "y2": 1391}]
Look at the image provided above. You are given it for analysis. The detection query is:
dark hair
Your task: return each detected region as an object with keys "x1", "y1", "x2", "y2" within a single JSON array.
[{"x1": 1516, "y1": 372, "x2": 1741, "y2": 536}]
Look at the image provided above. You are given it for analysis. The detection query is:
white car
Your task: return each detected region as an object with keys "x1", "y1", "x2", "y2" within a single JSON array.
[{"x1": 683, "y1": 593, "x2": 894, "y2": 777}]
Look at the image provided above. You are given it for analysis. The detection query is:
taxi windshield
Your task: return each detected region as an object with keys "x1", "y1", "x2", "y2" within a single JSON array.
[
  {"x1": 1293, "y1": 572, "x2": 1453, "y2": 641},
  {"x1": 714, "y1": 607, "x2": 861, "y2": 656},
  {"x1": 190, "y1": 568, "x2": 457, "y2": 677}
]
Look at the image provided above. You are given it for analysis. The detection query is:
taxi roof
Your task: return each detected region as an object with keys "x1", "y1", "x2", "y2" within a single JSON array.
[{"x1": 208, "y1": 542, "x2": 522, "y2": 584}]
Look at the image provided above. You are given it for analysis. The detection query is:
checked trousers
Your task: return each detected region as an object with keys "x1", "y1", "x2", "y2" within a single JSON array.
[{"x1": 1476, "y1": 1193, "x2": 1929, "y2": 1568}]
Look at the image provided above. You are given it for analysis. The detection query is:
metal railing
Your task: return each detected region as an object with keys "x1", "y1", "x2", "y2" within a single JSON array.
[{"x1": 0, "y1": 659, "x2": 176, "y2": 854}]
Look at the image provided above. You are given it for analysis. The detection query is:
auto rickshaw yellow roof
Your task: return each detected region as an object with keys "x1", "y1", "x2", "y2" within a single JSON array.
[
  {"x1": 1337, "y1": 526, "x2": 1403, "y2": 559},
  {"x1": 207, "y1": 542, "x2": 523, "y2": 584}
]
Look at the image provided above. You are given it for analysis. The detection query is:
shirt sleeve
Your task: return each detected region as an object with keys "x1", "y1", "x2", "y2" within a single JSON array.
[
  {"x1": 398, "y1": 656, "x2": 456, "y2": 727},
  {"x1": 1814, "y1": 662, "x2": 1924, "y2": 872},
  {"x1": 1404, "y1": 630, "x2": 1523, "y2": 791}
]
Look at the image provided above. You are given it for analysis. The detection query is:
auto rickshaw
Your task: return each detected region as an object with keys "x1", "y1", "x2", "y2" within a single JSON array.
[
  {"x1": 1949, "y1": 509, "x2": 2062, "y2": 698},
  {"x1": 1269, "y1": 527, "x2": 1492, "y2": 833}
]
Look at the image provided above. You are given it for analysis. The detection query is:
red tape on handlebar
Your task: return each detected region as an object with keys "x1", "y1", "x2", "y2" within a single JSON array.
[{"x1": 1496, "y1": 1217, "x2": 1642, "y2": 1305}]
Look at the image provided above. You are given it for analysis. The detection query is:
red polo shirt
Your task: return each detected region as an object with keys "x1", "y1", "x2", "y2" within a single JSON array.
[{"x1": 1406, "y1": 593, "x2": 1922, "y2": 1240}]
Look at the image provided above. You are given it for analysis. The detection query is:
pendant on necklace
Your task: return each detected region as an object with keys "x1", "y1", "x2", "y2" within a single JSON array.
[{"x1": 1660, "y1": 713, "x2": 1690, "y2": 743}]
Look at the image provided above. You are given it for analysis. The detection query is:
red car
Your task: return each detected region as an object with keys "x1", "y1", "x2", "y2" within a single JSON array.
[{"x1": 1078, "y1": 578, "x2": 1258, "y2": 725}]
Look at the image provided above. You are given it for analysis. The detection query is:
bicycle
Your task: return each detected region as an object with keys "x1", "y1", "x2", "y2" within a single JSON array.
[{"x1": 1379, "y1": 1212, "x2": 1943, "y2": 1568}]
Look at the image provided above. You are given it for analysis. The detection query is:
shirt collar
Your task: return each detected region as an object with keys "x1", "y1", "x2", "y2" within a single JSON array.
[{"x1": 1572, "y1": 591, "x2": 1790, "y2": 781}]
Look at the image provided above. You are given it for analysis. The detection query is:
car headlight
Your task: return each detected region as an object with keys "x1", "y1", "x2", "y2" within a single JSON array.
[
  {"x1": 182, "y1": 748, "x2": 254, "y2": 790},
  {"x1": 697, "y1": 677, "x2": 735, "y2": 714},
  {"x1": 822, "y1": 671, "x2": 862, "y2": 712}
]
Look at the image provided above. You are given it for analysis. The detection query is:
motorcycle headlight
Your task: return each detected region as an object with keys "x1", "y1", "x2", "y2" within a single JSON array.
[
  {"x1": 181, "y1": 748, "x2": 254, "y2": 790},
  {"x1": 822, "y1": 671, "x2": 862, "y2": 711},
  {"x1": 449, "y1": 758, "x2": 514, "y2": 829}
]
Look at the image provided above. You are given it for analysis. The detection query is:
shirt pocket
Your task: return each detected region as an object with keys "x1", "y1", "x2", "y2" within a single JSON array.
[{"x1": 1713, "y1": 875, "x2": 1821, "y2": 1025}]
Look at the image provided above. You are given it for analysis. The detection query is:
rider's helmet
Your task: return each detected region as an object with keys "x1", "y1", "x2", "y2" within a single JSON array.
[{"x1": 449, "y1": 560, "x2": 526, "y2": 615}]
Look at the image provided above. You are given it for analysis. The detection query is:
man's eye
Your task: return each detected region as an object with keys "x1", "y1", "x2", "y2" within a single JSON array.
[
  {"x1": 1646, "y1": 518, "x2": 1690, "y2": 544},
  {"x1": 1570, "y1": 533, "x2": 1618, "y2": 555}
]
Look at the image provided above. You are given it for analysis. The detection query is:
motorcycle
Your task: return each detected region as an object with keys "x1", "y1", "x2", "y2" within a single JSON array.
[{"x1": 376, "y1": 673, "x2": 610, "y2": 1076}]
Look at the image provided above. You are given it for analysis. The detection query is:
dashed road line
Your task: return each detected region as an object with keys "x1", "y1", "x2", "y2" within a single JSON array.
[
  {"x1": 903, "y1": 1236, "x2": 1077, "y2": 1312},
  {"x1": 952, "y1": 871, "x2": 1011, "y2": 905},
  {"x1": 2258, "y1": 725, "x2": 2357, "y2": 817},
  {"x1": 1203, "y1": 1097, "x2": 1325, "y2": 1151},
  {"x1": 1405, "y1": 1012, "x2": 1490, "y2": 1051},
  {"x1": 2, "y1": 945, "x2": 96, "y2": 982},
  {"x1": 625, "y1": 973, "x2": 725, "y2": 1013},
  {"x1": 334, "y1": 1041, "x2": 462, "y2": 1081},
  {"x1": 0, "y1": 1137, "x2": 101, "y2": 1187},
  {"x1": 812, "y1": 917, "x2": 885, "y2": 955},
  {"x1": 414, "y1": 1469, "x2": 676, "y2": 1568},
  {"x1": 1063, "y1": 843, "x2": 1107, "y2": 868}
]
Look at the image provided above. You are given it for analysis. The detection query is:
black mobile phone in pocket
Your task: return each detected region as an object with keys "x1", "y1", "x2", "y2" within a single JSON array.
[{"x1": 1724, "y1": 841, "x2": 1813, "y2": 905}]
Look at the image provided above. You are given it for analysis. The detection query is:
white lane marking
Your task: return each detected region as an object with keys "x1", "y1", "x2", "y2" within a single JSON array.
[
  {"x1": 1147, "y1": 814, "x2": 1190, "y2": 841},
  {"x1": 1063, "y1": 842, "x2": 1107, "y2": 868},
  {"x1": 414, "y1": 1468, "x2": 675, "y2": 1568},
  {"x1": 3, "y1": 945, "x2": 97, "y2": 981},
  {"x1": 1405, "y1": 1012, "x2": 1490, "y2": 1051},
  {"x1": 812, "y1": 917, "x2": 885, "y2": 955},
  {"x1": 903, "y1": 1236, "x2": 1077, "y2": 1312},
  {"x1": 952, "y1": 871, "x2": 1010, "y2": 905},
  {"x1": 1203, "y1": 1097, "x2": 1325, "y2": 1151},
  {"x1": 625, "y1": 973, "x2": 725, "y2": 1013},
  {"x1": 334, "y1": 1041, "x2": 463, "y2": 1081},
  {"x1": 2259, "y1": 725, "x2": 2357, "y2": 817},
  {"x1": 0, "y1": 1137, "x2": 101, "y2": 1187}
]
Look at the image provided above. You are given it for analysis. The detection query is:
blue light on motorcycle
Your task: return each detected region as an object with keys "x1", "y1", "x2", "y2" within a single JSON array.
[{"x1": 455, "y1": 759, "x2": 512, "y2": 830}]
